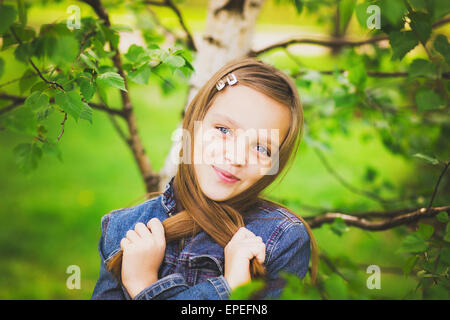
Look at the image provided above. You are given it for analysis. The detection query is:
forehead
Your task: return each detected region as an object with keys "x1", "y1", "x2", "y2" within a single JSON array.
[{"x1": 206, "y1": 85, "x2": 291, "y2": 135}]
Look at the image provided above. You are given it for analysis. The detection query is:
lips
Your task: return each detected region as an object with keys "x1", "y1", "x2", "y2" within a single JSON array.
[{"x1": 212, "y1": 165, "x2": 240, "y2": 184}]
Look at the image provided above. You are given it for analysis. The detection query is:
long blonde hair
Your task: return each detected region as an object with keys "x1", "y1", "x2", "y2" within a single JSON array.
[{"x1": 106, "y1": 57, "x2": 318, "y2": 284}]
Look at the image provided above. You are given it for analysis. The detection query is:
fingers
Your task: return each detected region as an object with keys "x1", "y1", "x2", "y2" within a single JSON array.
[
  {"x1": 126, "y1": 229, "x2": 140, "y2": 242},
  {"x1": 241, "y1": 237, "x2": 265, "y2": 263},
  {"x1": 134, "y1": 222, "x2": 151, "y2": 239},
  {"x1": 232, "y1": 227, "x2": 256, "y2": 241},
  {"x1": 120, "y1": 237, "x2": 130, "y2": 250},
  {"x1": 147, "y1": 218, "x2": 165, "y2": 242}
]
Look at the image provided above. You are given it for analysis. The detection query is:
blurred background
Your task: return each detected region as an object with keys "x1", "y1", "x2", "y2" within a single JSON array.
[{"x1": 0, "y1": 0, "x2": 449, "y2": 299}]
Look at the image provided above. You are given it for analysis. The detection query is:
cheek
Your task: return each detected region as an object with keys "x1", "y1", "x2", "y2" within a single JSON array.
[{"x1": 196, "y1": 135, "x2": 226, "y2": 165}]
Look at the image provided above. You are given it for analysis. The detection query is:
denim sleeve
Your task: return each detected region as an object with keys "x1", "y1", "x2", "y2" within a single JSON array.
[
  {"x1": 91, "y1": 214, "x2": 131, "y2": 300},
  {"x1": 133, "y1": 274, "x2": 231, "y2": 300},
  {"x1": 260, "y1": 221, "x2": 311, "y2": 299}
]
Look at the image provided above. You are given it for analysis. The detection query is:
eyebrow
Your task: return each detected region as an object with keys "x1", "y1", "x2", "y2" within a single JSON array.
[
  {"x1": 211, "y1": 112, "x2": 244, "y2": 129},
  {"x1": 211, "y1": 112, "x2": 278, "y2": 149}
]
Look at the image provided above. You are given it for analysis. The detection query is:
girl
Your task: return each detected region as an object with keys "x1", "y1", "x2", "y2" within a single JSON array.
[{"x1": 91, "y1": 57, "x2": 318, "y2": 300}]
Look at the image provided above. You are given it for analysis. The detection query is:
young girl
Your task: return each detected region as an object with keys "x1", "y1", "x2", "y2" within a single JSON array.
[{"x1": 91, "y1": 57, "x2": 318, "y2": 300}]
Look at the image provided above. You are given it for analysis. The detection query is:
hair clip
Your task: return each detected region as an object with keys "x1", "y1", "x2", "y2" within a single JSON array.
[{"x1": 216, "y1": 73, "x2": 238, "y2": 91}]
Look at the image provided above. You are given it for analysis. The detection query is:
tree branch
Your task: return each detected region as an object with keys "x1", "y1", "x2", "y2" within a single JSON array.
[
  {"x1": 9, "y1": 27, "x2": 65, "y2": 92},
  {"x1": 143, "y1": 0, "x2": 196, "y2": 51},
  {"x1": 312, "y1": 147, "x2": 405, "y2": 206},
  {"x1": 248, "y1": 17, "x2": 450, "y2": 57},
  {"x1": 304, "y1": 205, "x2": 450, "y2": 230},
  {"x1": 80, "y1": 0, "x2": 160, "y2": 192},
  {"x1": 427, "y1": 160, "x2": 450, "y2": 212},
  {"x1": 0, "y1": 93, "x2": 125, "y2": 117}
]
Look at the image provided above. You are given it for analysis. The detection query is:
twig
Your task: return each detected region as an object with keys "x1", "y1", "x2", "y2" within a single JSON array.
[
  {"x1": 81, "y1": 0, "x2": 160, "y2": 193},
  {"x1": 9, "y1": 27, "x2": 65, "y2": 92},
  {"x1": 291, "y1": 69, "x2": 450, "y2": 79},
  {"x1": 427, "y1": 161, "x2": 450, "y2": 211},
  {"x1": 248, "y1": 17, "x2": 450, "y2": 57},
  {"x1": 312, "y1": 147, "x2": 394, "y2": 206},
  {"x1": 143, "y1": 0, "x2": 196, "y2": 51},
  {"x1": 304, "y1": 205, "x2": 450, "y2": 230},
  {"x1": 0, "y1": 93, "x2": 125, "y2": 117},
  {"x1": 57, "y1": 112, "x2": 67, "y2": 142}
]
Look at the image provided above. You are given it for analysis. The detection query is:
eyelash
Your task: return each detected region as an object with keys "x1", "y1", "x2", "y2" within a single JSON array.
[{"x1": 214, "y1": 126, "x2": 271, "y2": 157}]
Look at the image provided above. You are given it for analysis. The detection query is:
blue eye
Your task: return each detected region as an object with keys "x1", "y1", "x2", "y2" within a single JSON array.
[
  {"x1": 216, "y1": 126, "x2": 231, "y2": 135},
  {"x1": 256, "y1": 145, "x2": 271, "y2": 157}
]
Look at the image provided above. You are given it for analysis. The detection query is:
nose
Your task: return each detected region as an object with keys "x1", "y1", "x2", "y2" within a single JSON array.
[{"x1": 223, "y1": 136, "x2": 248, "y2": 167}]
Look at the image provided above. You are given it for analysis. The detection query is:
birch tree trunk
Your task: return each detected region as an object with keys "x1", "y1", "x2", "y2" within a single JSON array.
[{"x1": 157, "y1": 0, "x2": 267, "y2": 190}]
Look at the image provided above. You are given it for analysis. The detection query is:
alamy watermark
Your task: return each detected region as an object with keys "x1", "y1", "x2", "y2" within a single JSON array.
[
  {"x1": 169, "y1": 121, "x2": 281, "y2": 175},
  {"x1": 67, "y1": 5, "x2": 81, "y2": 30},
  {"x1": 366, "y1": 5, "x2": 381, "y2": 30},
  {"x1": 66, "y1": 265, "x2": 81, "y2": 290},
  {"x1": 366, "y1": 265, "x2": 381, "y2": 289}
]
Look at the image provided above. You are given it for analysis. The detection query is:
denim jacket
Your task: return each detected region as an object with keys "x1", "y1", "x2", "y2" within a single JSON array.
[{"x1": 91, "y1": 177, "x2": 310, "y2": 300}]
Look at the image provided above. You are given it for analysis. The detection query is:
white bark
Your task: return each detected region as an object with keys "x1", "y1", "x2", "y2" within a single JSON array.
[{"x1": 158, "y1": 0, "x2": 267, "y2": 190}]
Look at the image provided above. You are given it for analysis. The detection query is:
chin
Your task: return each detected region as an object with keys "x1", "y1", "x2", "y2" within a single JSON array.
[
  {"x1": 201, "y1": 182, "x2": 234, "y2": 201},
  {"x1": 203, "y1": 191, "x2": 229, "y2": 202}
]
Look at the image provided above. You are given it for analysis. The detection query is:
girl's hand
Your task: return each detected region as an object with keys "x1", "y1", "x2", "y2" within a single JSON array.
[
  {"x1": 120, "y1": 218, "x2": 166, "y2": 299},
  {"x1": 224, "y1": 227, "x2": 266, "y2": 290}
]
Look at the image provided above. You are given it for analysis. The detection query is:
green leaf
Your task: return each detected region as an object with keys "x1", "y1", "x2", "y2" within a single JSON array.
[
  {"x1": 364, "y1": 166, "x2": 378, "y2": 182},
  {"x1": 96, "y1": 72, "x2": 127, "y2": 91},
  {"x1": 348, "y1": 62, "x2": 367, "y2": 87},
  {"x1": 355, "y1": 2, "x2": 370, "y2": 28},
  {"x1": 389, "y1": 31, "x2": 419, "y2": 60},
  {"x1": 0, "y1": 5, "x2": 17, "y2": 34},
  {"x1": 380, "y1": 0, "x2": 407, "y2": 26},
  {"x1": 409, "y1": 59, "x2": 437, "y2": 78},
  {"x1": 413, "y1": 153, "x2": 440, "y2": 165},
  {"x1": 293, "y1": 0, "x2": 303, "y2": 14},
  {"x1": 403, "y1": 255, "x2": 419, "y2": 276},
  {"x1": 229, "y1": 279, "x2": 265, "y2": 300},
  {"x1": 17, "y1": 0, "x2": 27, "y2": 26},
  {"x1": 24, "y1": 91, "x2": 49, "y2": 110},
  {"x1": 444, "y1": 223, "x2": 450, "y2": 242},
  {"x1": 41, "y1": 139, "x2": 63, "y2": 162},
  {"x1": 128, "y1": 63, "x2": 152, "y2": 85},
  {"x1": 398, "y1": 233, "x2": 428, "y2": 253},
  {"x1": 339, "y1": 0, "x2": 356, "y2": 33},
  {"x1": 436, "y1": 211, "x2": 449, "y2": 223},
  {"x1": 51, "y1": 35, "x2": 79, "y2": 66},
  {"x1": 77, "y1": 76, "x2": 96, "y2": 102},
  {"x1": 13, "y1": 142, "x2": 43, "y2": 172},
  {"x1": 417, "y1": 224, "x2": 434, "y2": 240},
  {"x1": 79, "y1": 103, "x2": 93, "y2": 124},
  {"x1": 55, "y1": 91, "x2": 88, "y2": 121},
  {"x1": 408, "y1": 0, "x2": 427, "y2": 12},
  {"x1": 431, "y1": 0, "x2": 450, "y2": 21},
  {"x1": 19, "y1": 69, "x2": 38, "y2": 94},
  {"x1": 125, "y1": 44, "x2": 147, "y2": 64},
  {"x1": 79, "y1": 53, "x2": 99, "y2": 73},
  {"x1": 409, "y1": 12, "x2": 432, "y2": 44},
  {"x1": 441, "y1": 247, "x2": 450, "y2": 265},
  {"x1": 163, "y1": 54, "x2": 185, "y2": 68},
  {"x1": 36, "y1": 106, "x2": 54, "y2": 122},
  {"x1": 415, "y1": 88, "x2": 444, "y2": 112},
  {"x1": 434, "y1": 34, "x2": 450, "y2": 65}
]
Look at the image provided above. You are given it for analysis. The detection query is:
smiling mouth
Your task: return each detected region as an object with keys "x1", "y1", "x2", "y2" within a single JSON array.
[{"x1": 212, "y1": 165, "x2": 240, "y2": 184}]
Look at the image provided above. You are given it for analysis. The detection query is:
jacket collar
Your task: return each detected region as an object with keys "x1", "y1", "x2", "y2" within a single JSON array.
[{"x1": 161, "y1": 176, "x2": 177, "y2": 216}]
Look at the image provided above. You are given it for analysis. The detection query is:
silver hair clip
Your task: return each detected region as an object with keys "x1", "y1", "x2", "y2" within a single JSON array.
[{"x1": 216, "y1": 73, "x2": 238, "y2": 91}]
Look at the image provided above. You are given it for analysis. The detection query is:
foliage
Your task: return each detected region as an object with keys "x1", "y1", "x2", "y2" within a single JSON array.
[{"x1": 0, "y1": 0, "x2": 449, "y2": 299}]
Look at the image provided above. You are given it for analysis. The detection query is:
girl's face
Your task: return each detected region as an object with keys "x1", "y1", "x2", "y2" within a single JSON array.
[{"x1": 193, "y1": 84, "x2": 291, "y2": 202}]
